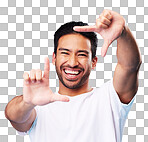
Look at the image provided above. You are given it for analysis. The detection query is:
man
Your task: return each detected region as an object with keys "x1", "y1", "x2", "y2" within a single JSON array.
[{"x1": 5, "y1": 9, "x2": 141, "y2": 142}]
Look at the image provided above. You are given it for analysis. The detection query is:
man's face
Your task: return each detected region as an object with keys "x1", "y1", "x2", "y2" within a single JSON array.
[{"x1": 53, "y1": 33, "x2": 97, "y2": 89}]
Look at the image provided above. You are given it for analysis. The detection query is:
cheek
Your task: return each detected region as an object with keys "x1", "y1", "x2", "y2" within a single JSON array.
[
  {"x1": 79, "y1": 59, "x2": 92, "y2": 69},
  {"x1": 55, "y1": 57, "x2": 68, "y2": 70},
  {"x1": 79, "y1": 55, "x2": 92, "y2": 65}
]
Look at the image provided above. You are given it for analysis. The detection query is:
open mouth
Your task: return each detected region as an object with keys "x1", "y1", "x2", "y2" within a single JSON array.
[
  {"x1": 64, "y1": 69, "x2": 81, "y2": 75},
  {"x1": 63, "y1": 68, "x2": 83, "y2": 80}
]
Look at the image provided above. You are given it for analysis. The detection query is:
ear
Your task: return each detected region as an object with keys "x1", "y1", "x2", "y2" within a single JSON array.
[
  {"x1": 52, "y1": 52, "x2": 56, "y2": 65},
  {"x1": 92, "y1": 56, "x2": 98, "y2": 69}
]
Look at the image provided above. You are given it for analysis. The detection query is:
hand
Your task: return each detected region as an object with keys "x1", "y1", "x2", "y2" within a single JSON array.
[
  {"x1": 73, "y1": 9, "x2": 125, "y2": 57},
  {"x1": 23, "y1": 57, "x2": 69, "y2": 106}
]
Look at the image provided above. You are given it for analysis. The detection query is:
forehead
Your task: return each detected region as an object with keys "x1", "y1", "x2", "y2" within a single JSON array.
[{"x1": 57, "y1": 33, "x2": 91, "y2": 52}]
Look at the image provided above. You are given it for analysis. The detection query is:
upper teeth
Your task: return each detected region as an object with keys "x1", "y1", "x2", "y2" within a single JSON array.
[{"x1": 65, "y1": 70, "x2": 79, "y2": 75}]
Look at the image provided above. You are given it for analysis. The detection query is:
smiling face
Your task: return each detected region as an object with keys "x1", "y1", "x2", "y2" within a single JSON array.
[{"x1": 52, "y1": 33, "x2": 97, "y2": 92}]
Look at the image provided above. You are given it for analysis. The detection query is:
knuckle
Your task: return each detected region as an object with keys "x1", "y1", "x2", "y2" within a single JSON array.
[
  {"x1": 104, "y1": 11, "x2": 112, "y2": 20},
  {"x1": 103, "y1": 11, "x2": 109, "y2": 17},
  {"x1": 100, "y1": 16, "x2": 105, "y2": 22},
  {"x1": 30, "y1": 77, "x2": 35, "y2": 80},
  {"x1": 99, "y1": 15, "x2": 107, "y2": 23},
  {"x1": 96, "y1": 20, "x2": 102, "y2": 28},
  {"x1": 103, "y1": 9, "x2": 107, "y2": 15},
  {"x1": 97, "y1": 18, "x2": 103, "y2": 24}
]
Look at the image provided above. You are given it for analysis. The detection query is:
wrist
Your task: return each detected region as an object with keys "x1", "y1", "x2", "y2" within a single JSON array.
[
  {"x1": 22, "y1": 96, "x2": 36, "y2": 110},
  {"x1": 119, "y1": 26, "x2": 127, "y2": 38},
  {"x1": 117, "y1": 24, "x2": 130, "y2": 40}
]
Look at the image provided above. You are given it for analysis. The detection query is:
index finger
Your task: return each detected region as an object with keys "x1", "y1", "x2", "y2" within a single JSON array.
[
  {"x1": 43, "y1": 57, "x2": 50, "y2": 79},
  {"x1": 73, "y1": 25, "x2": 96, "y2": 32}
]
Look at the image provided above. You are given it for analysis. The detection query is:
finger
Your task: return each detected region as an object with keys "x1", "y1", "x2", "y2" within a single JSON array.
[
  {"x1": 43, "y1": 57, "x2": 50, "y2": 79},
  {"x1": 36, "y1": 69, "x2": 42, "y2": 81},
  {"x1": 23, "y1": 72, "x2": 29, "y2": 82},
  {"x1": 73, "y1": 25, "x2": 97, "y2": 32},
  {"x1": 103, "y1": 10, "x2": 112, "y2": 20},
  {"x1": 96, "y1": 19, "x2": 109, "y2": 30},
  {"x1": 50, "y1": 94, "x2": 70, "y2": 102},
  {"x1": 30, "y1": 69, "x2": 36, "y2": 82},
  {"x1": 101, "y1": 40, "x2": 111, "y2": 57},
  {"x1": 99, "y1": 15, "x2": 112, "y2": 26}
]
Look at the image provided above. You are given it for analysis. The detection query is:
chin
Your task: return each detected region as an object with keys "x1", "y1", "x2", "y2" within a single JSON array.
[{"x1": 62, "y1": 79, "x2": 86, "y2": 89}]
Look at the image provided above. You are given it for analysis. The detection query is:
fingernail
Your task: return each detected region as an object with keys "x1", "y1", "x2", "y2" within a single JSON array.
[{"x1": 73, "y1": 26, "x2": 78, "y2": 30}]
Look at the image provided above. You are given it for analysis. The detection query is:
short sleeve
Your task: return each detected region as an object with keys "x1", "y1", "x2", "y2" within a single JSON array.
[
  {"x1": 109, "y1": 78, "x2": 136, "y2": 116},
  {"x1": 17, "y1": 106, "x2": 39, "y2": 136},
  {"x1": 108, "y1": 78, "x2": 136, "y2": 137}
]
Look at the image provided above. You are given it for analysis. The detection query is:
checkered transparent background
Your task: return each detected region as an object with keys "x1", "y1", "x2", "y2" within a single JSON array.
[{"x1": 0, "y1": 0, "x2": 148, "y2": 141}]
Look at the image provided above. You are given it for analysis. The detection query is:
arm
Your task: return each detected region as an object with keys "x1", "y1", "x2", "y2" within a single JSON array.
[
  {"x1": 114, "y1": 26, "x2": 141, "y2": 104},
  {"x1": 5, "y1": 57, "x2": 69, "y2": 132},
  {"x1": 5, "y1": 95, "x2": 36, "y2": 132},
  {"x1": 73, "y1": 9, "x2": 142, "y2": 104}
]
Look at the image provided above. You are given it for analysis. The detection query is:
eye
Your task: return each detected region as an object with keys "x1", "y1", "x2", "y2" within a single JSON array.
[
  {"x1": 61, "y1": 52, "x2": 69, "y2": 55},
  {"x1": 78, "y1": 54, "x2": 87, "y2": 57}
]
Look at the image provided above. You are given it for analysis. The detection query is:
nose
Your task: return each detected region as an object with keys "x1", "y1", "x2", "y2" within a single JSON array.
[{"x1": 67, "y1": 54, "x2": 79, "y2": 67}]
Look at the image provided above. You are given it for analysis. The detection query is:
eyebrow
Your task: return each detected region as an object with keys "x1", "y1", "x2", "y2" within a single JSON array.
[
  {"x1": 77, "y1": 50, "x2": 89, "y2": 55},
  {"x1": 58, "y1": 48, "x2": 70, "y2": 52},
  {"x1": 58, "y1": 48, "x2": 89, "y2": 54}
]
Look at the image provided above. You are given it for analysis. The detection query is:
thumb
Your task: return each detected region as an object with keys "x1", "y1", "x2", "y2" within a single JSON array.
[
  {"x1": 101, "y1": 39, "x2": 111, "y2": 57},
  {"x1": 50, "y1": 94, "x2": 70, "y2": 102}
]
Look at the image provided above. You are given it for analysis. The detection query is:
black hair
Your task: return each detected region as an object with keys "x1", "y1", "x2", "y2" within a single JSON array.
[{"x1": 54, "y1": 21, "x2": 98, "y2": 59}]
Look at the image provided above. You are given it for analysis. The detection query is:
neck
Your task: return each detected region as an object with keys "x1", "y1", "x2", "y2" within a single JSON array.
[{"x1": 58, "y1": 81, "x2": 92, "y2": 97}]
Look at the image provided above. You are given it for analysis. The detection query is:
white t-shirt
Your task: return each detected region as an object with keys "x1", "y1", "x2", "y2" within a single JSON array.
[{"x1": 18, "y1": 79, "x2": 135, "y2": 142}]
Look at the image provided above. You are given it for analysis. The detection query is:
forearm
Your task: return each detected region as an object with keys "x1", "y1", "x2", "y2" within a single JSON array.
[
  {"x1": 5, "y1": 95, "x2": 35, "y2": 124},
  {"x1": 117, "y1": 26, "x2": 142, "y2": 71}
]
